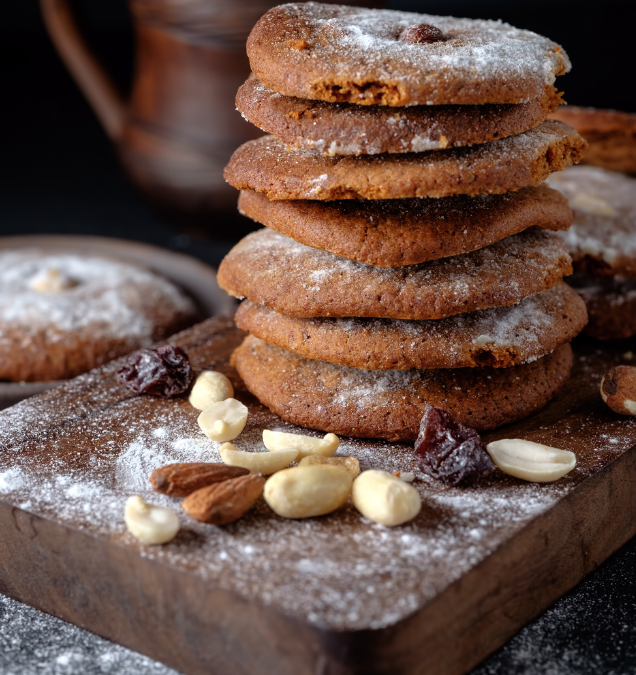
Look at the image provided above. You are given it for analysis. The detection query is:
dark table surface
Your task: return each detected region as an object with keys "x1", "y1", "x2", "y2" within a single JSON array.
[{"x1": 2, "y1": 1, "x2": 636, "y2": 673}]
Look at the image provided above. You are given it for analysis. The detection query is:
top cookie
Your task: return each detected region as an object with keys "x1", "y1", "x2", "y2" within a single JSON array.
[
  {"x1": 237, "y1": 75, "x2": 563, "y2": 155},
  {"x1": 247, "y1": 3, "x2": 570, "y2": 106},
  {"x1": 546, "y1": 166, "x2": 636, "y2": 278}
]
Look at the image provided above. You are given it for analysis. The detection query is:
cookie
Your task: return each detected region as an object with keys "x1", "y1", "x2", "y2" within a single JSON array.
[
  {"x1": 217, "y1": 228, "x2": 572, "y2": 320},
  {"x1": 550, "y1": 106, "x2": 636, "y2": 174},
  {"x1": 569, "y1": 275, "x2": 636, "y2": 340},
  {"x1": 237, "y1": 74, "x2": 564, "y2": 155},
  {"x1": 235, "y1": 283, "x2": 586, "y2": 370},
  {"x1": 246, "y1": 3, "x2": 570, "y2": 107},
  {"x1": 547, "y1": 166, "x2": 636, "y2": 278},
  {"x1": 237, "y1": 185, "x2": 572, "y2": 267},
  {"x1": 0, "y1": 251, "x2": 197, "y2": 382},
  {"x1": 231, "y1": 336, "x2": 574, "y2": 441},
  {"x1": 224, "y1": 122, "x2": 586, "y2": 200}
]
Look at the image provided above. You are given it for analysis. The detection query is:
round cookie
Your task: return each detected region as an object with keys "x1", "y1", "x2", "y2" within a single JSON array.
[
  {"x1": 237, "y1": 75, "x2": 564, "y2": 155},
  {"x1": 0, "y1": 251, "x2": 197, "y2": 382},
  {"x1": 234, "y1": 283, "x2": 587, "y2": 370},
  {"x1": 217, "y1": 228, "x2": 572, "y2": 320},
  {"x1": 232, "y1": 336, "x2": 574, "y2": 441},
  {"x1": 549, "y1": 106, "x2": 636, "y2": 174},
  {"x1": 569, "y1": 275, "x2": 636, "y2": 340},
  {"x1": 246, "y1": 3, "x2": 570, "y2": 107},
  {"x1": 224, "y1": 122, "x2": 586, "y2": 201},
  {"x1": 238, "y1": 185, "x2": 572, "y2": 267},
  {"x1": 546, "y1": 166, "x2": 636, "y2": 278}
]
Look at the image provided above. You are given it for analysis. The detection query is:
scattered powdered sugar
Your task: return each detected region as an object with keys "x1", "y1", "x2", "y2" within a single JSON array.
[
  {"x1": 547, "y1": 166, "x2": 636, "y2": 270},
  {"x1": 0, "y1": 337, "x2": 635, "y2": 632},
  {"x1": 0, "y1": 592, "x2": 177, "y2": 675},
  {"x1": 115, "y1": 435, "x2": 215, "y2": 492}
]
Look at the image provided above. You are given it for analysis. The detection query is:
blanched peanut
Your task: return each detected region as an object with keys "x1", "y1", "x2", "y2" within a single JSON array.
[
  {"x1": 124, "y1": 496, "x2": 180, "y2": 544},
  {"x1": 264, "y1": 465, "x2": 352, "y2": 518},
  {"x1": 352, "y1": 470, "x2": 421, "y2": 527},
  {"x1": 198, "y1": 398, "x2": 247, "y2": 442},
  {"x1": 219, "y1": 442, "x2": 297, "y2": 475},
  {"x1": 189, "y1": 371, "x2": 234, "y2": 410},
  {"x1": 263, "y1": 430, "x2": 339, "y2": 459},
  {"x1": 298, "y1": 454, "x2": 360, "y2": 478},
  {"x1": 486, "y1": 439, "x2": 576, "y2": 482}
]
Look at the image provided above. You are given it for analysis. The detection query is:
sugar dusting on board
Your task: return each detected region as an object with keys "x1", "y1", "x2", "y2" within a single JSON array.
[{"x1": 0, "y1": 325, "x2": 635, "y2": 632}]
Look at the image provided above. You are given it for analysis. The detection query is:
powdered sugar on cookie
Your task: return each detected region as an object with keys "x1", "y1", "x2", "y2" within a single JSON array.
[{"x1": 248, "y1": 3, "x2": 570, "y2": 106}]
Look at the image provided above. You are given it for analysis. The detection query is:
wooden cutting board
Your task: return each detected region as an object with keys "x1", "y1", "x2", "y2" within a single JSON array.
[{"x1": 0, "y1": 316, "x2": 635, "y2": 675}]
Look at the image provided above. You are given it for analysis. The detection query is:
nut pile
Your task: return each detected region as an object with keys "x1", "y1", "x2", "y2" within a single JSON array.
[
  {"x1": 121, "y1": 357, "x2": 578, "y2": 546},
  {"x1": 122, "y1": 363, "x2": 424, "y2": 544}
]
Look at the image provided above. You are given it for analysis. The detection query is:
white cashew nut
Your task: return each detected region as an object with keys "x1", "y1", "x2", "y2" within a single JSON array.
[
  {"x1": 124, "y1": 496, "x2": 180, "y2": 544},
  {"x1": 219, "y1": 442, "x2": 297, "y2": 475},
  {"x1": 263, "y1": 430, "x2": 339, "y2": 459},
  {"x1": 198, "y1": 398, "x2": 248, "y2": 442}
]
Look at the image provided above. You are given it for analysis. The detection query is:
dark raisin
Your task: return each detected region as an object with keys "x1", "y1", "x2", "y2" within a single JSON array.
[
  {"x1": 399, "y1": 24, "x2": 446, "y2": 45},
  {"x1": 118, "y1": 345, "x2": 193, "y2": 398},
  {"x1": 414, "y1": 404, "x2": 495, "y2": 487}
]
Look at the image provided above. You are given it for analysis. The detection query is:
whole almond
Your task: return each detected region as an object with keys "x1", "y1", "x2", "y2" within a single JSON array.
[
  {"x1": 150, "y1": 462, "x2": 249, "y2": 498},
  {"x1": 182, "y1": 473, "x2": 265, "y2": 525}
]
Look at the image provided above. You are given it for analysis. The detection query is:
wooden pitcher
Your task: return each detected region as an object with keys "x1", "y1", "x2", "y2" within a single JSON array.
[{"x1": 40, "y1": 0, "x2": 382, "y2": 238}]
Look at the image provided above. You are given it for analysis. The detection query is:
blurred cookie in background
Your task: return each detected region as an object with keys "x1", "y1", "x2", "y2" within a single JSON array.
[
  {"x1": 0, "y1": 250, "x2": 198, "y2": 382},
  {"x1": 550, "y1": 106, "x2": 636, "y2": 174},
  {"x1": 547, "y1": 163, "x2": 636, "y2": 340}
]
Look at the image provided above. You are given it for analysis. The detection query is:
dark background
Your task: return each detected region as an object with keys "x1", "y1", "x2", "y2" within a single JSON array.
[
  {"x1": 2, "y1": 0, "x2": 636, "y2": 263},
  {"x1": 1, "y1": 2, "x2": 636, "y2": 673}
]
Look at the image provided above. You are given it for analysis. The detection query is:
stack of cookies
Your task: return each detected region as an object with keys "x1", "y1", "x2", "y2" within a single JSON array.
[{"x1": 218, "y1": 2, "x2": 588, "y2": 442}]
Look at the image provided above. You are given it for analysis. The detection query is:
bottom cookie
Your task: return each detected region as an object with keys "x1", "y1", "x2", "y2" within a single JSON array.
[
  {"x1": 232, "y1": 336, "x2": 574, "y2": 442},
  {"x1": 569, "y1": 275, "x2": 636, "y2": 340}
]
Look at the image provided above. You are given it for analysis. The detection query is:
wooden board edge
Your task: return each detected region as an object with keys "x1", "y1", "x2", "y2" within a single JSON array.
[
  {"x1": 0, "y1": 502, "x2": 350, "y2": 675},
  {"x1": 326, "y1": 443, "x2": 636, "y2": 674},
  {"x1": 1, "y1": 444, "x2": 635, "y2": 675}
]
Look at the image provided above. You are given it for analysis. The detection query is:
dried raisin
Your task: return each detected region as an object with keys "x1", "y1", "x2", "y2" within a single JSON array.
[
  {"x1": 415, "y1": 404, "x2": 495, "y2": 487},
  {"x1": 118, "y1": 345, "x2": 193, "y2": 398}
]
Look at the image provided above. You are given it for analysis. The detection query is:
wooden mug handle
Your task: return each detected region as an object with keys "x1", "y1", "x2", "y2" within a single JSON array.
[{"x1": 40, "y1": 0, "x2": 126, "y2": 140}]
